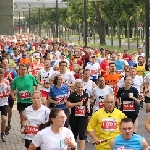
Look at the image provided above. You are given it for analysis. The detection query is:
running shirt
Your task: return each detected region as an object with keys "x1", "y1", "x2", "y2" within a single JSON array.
[
  {"x1": 103, "y1": 73, "x2": 121, "y2": 96},
  {"x1": 87, "y1": 108, "x2": 126, "y2": 150},
  {"x1": 144, "y1": 72, "x2": 150, "y2": 97},
  {"x1": 32, "y1": 127, "x2": 77, "y2": 150},
  {"x1": 86, "y1": 62, "x2": 100, "y2": 80},
  {"x1": 67, "y1": 91, "x2": 89, "y2": 117},
  {"x1": 38, "y1": 68, "x2": 54, "y2": 92},
  {"x1": 117, "y1": 87, "x2": 139, "y2": 114},
  {"x1": 30, "y1": 63, "x2": 44, "y2": 77},
  {"x1": 49, "y1": 84, "x2": 69, "y2": 109},
  {"x1": 24, "y1": 105, "x2": 50, "y2": 140},
  {"x1": 114, "y1": 60, "x2": 124, "y2": 73},
  {"x1": 83, "y1": 80, "x2": 93, "y2": 96},
  {"x1": 91, "y1": 86, "x2": 113, "y2": 112},
  {"x1": 0, "y1": 79, "x2": 10, "y2": 106},
  {"x1": 4, "y1": 69, "x2": 17, "y2": 83},
  {"x1": 113, "y1": 134, "x2": 144, "y2": 150},
  {"x1": 11, "y1": 74, "x2": 38, "y2": 103}
]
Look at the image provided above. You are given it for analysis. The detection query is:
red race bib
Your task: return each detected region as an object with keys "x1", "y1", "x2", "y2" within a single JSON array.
[
  {"x1": 102, "y1": 118, "x2": 117, "y2": 132},
  {"x1": 75, "y1": 106, "x2": 86, "y2": 116},
  {"x1": 26, "y1": 126, "x2": 38, "y2": 135},
  {"x1": 19, "y1": 91, "x2": 31, "y2": 99},
  {"x1": 99, "y1": 101, "x2": 104, "y2": 108},
  {"x1": 123, "y1": 101, "x2": 135, "y2": 111},
  {"x1": 91, "y1": 70, "x2": 98, "y2": 74}
]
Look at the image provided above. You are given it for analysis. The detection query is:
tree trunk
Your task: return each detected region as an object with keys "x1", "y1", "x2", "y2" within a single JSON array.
[
  {"x1": 127, "y1": 21, "x2": 130, "y2": 49},
  {"x1": 117, "y1": 20, "x2": 121, "y2": 48},
  {"x1": 92, "y1": 2, "x2": 106, "y2": 45}
]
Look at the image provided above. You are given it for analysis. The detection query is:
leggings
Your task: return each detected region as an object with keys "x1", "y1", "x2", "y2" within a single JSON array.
[{"x1": 69, "y1": 116, "x2": 88, "y2": 140}]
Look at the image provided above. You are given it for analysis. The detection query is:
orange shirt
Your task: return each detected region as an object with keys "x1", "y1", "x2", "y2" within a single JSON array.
[
  {"x1": 20, "y1": 58, "x2": 30, "y2": 65},
  {"x1": 103, "y1": 73, "x2": 121, "y2": 96}
]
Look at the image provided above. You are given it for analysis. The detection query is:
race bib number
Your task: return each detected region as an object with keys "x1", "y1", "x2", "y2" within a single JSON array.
[
  {"x1": 75, "y1": 106, "x2": 86, "y2": 116},
  {"x1": 19, "y1": 91, "x2": 31, "y2": 99},
  {"x1": 99, "y1": 101, "x2": 104, "y2": 108},
  {"x1": 102, "y1": 118, "x2": 117, "y2": 132},
  {"x1": 0, "y1": 92, "x2": 7, "y2": 98},
  {"x1": 123, "y1": 101, "x2": 135, "y2": 111},
  {"x1": 91, "y1": 70, "x2": 98, "y2": 75},
  {"x1": 26, "y1": 126, "x2": 38, "y2": 135},
  {"x1": 56, "y1": 95, "x2": 67, "y2": 104}
]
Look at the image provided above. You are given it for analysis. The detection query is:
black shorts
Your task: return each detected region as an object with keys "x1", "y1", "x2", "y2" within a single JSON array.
[
  {"x1": 8, "y1": 95, "x2": 14, "y2": 108},
  {"x1": 0, "y1": 105, "x2": 8, "y2": 116},
  {"x1": 145, "y1": 97, "x2": 150, "y2": 103},
  {"x1": 17, "y1": 103, "x2": 32, "y2": 113},
  {"x1": 25, "y1": 139, "x2": 41, "y2": 150},
  {"x1": 69, "y1": 116, "x2": 88, "y2": 140},
  {"x1": 125, "y1": 113, "x2": 138, "y2": 124}
]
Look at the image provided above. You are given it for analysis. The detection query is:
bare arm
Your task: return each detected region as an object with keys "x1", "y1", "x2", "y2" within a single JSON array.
[
  {"x1": 28, "y1": 143, "x2": 36, "y2": 150},
  {"x1": 66, "y1": 101, "x2": 79, "y2": 108},
  {"x1": 109, "y1": 139, "x2": 115, "y2": 150},
  {"x1": 142, "y1": 139, "x2": 149, "y2": 150},
  {"x1": 144, "y1": 113, "x2": 150, "y2": 132},
  {"x1": 10, "y1": 90, "x2": 16, "y2": 101}
]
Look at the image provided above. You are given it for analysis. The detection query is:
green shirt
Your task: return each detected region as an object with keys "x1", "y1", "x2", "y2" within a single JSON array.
[
  {"x1": 144, "y1": 71, "x2": 150, "y2": 77},
  {"x1": 11, "y1": 74, "x2": 38, "y2": 103}
]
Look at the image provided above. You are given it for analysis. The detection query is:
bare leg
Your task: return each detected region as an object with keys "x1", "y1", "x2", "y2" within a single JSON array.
[{"x1": 79, "y1": 140, "x2": 85, "y2": 150}]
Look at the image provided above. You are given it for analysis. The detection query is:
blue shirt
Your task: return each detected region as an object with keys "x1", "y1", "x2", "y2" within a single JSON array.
[
  {"x1": 114, "y1": 134, "x2": 144, "y2": 150},
  {"x1": 114, "y1": 60, "x2": 124, "y2": 71},
  {"x1": 129, "y1": 60, "x2": 137, "y2": 67},
  {"x1": 49, "y1": 84, "x2": 68, "y2": 109}
]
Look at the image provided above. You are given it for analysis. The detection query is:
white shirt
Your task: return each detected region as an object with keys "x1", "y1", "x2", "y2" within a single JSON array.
[
  {"x1": 0, "y1": 79, "x2": 10, "y2": 106},
  {"x1": 24, "y1": 105, "x2": 50, "y2": 140},
  {"x1": 38, "y1": 68, "x2": 54, "y2": 92},
  {"x1": 55, "y1": 51, "x2": 61, "y2": 59},
  {"x1": 144, "y1": 73, "x2": 150, "y2": 97},
  {"x1": 32, "y1": 127, "x2": 77, "y2": 150},
  {"x1": 91, "y1": 85, "x2": 113, "y2": 112},
  {"x1": 118, "y1": 75, "x2": 143, "y2": 93}
]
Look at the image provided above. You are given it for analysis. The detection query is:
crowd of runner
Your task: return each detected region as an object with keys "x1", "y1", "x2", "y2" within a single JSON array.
[{"x1": 0, "y1": 34, "x2": 150, "y2": 150}]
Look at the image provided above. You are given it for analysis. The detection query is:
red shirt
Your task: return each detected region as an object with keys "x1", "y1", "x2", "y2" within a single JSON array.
[
  {"x1": 30, "y1": 63, "x2": 44, "y2": 77},
  {"x1": 77, "y1": 59, "x2": 83, "y2": 66},
  {"x1": 100, "y1": 59, "x2": 110, "y2": 76},
  {"x1": 122, "y1": 54, "x2": 131, "y2": 62}
]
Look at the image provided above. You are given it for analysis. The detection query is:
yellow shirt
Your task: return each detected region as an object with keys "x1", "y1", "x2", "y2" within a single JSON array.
[
  {"x1": 87, "y1": 108, "x2": 126, "y2": 150},
  {"x1": 136, "y1": 64, "x2": 145, "y2": 76}
]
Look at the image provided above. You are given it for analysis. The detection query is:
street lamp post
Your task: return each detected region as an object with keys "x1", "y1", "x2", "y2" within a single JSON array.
[
  {"x1": 84, "y1": 0, "x2": 88, "y2": 46},
  {"x1": 145, "y1": 0, "x2": 149, "y2": 64}
]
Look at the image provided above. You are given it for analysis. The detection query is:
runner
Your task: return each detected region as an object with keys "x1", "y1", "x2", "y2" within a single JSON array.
[
  {"x1": 133, "y1": 56, "x2": 148, "y2": 76},
  {"x1": 20, "y1": 91, "x2": 50, "y2": 149},
  {"x1": 116, "y1": 75, "x2": 140, "y2": 128},
  {"x1": 66, "y1": 79, "x2": 90, "y2": 150},
  {"x1": 11, "y1": 64, "x2": 38, "y2": 129},
  {"x1": 28, "y1": 108, "x2": 77, "y2": 150},
  {"x1": 91, "y1": 76, "x2": 113, "y2": 112},
  {"x1": 48, "y1": 74, "x2": 69, "y2": 127},
  {"x1": 37, "y1": 59, "x2": 53, "y2": 106},
  {"x1": 1, "y1": 58, "x2": 17, "y2": 131},
  {"x1": 0, "y1": 68, "x2": 10, "y2": 142},
  {"x1": 110, "y1": 118, "x2": 148, "y2": 150},
  {"x1": 86, "y1": 55, "x2": 100, "y2": 83},
  {"x1": 103, "y1": 62, "x2": 121, "y2": 98},
  {"x1": 87, "y1": 94, "x2": 126, "y2": 150}
]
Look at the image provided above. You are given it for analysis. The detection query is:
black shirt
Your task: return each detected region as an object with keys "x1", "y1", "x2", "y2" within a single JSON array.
[
  {"x1": 67, "y1": 91, "x2": 89, "y2": 118},
  {"x1": 117, "y1": 87, "x2": 140, "y2": 115}
]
